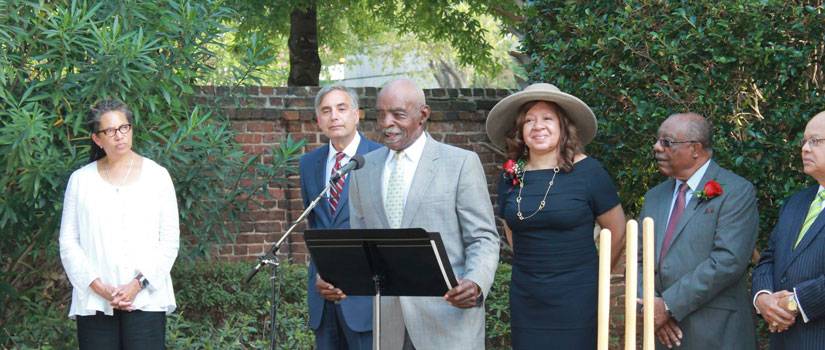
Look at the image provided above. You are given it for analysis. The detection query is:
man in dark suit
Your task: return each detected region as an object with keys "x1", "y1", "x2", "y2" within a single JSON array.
[
  {"x1": 300, "y1": 86, "x2": 381, "y2": 350},
  {"x1": 752, "y1": 111, "x2": 825, "y2": 349},
  {"x1": 639, "y1": 112, "x2": 759, "y2": 349}
]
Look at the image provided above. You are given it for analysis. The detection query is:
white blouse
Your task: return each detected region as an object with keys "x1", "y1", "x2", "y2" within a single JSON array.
[{"x1": 59, "y1": 157, "x2": 179, "y2": 318}]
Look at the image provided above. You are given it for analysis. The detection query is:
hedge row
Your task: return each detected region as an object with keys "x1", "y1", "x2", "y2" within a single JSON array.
[
  {"x1": 2, "y1": 261, "x2": 514, "y2": 349},
  {"x1": 523, "y1": 1, "x2": 825, "y2": 246}
]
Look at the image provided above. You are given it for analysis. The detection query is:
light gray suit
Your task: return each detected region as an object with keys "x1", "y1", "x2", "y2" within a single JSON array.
[
  {"x1": 348, "y1": 136, "x2": 500, "y2": 349},
  {"x1": 638, "y1": 160, "x2": 758, "y2": 349}
]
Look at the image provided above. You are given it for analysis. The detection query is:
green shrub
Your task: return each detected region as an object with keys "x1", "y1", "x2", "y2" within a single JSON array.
[
  {"x1": 0, "y1": 0, "x2": 298, "y2": 344},
  {"x1": 171, "y1": 260, "x2": 313, "y2": 349},
  {"x1": 3, "y1": 260, "x2": 313, "y2": 349},
  {"x1": 485, "y1": 263, "x2": 512, "y2": 349},
  {"x1": 1, "y1": 273, "x2": 77, "y2": 349}
]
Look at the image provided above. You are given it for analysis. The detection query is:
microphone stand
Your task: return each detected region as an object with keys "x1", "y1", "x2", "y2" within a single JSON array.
[{"x1": 244, "y1": 179, "x2": 333, "y2": 350}]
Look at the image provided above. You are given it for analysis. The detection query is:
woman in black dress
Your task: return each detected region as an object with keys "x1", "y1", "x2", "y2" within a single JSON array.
[{"x1": 486, "y1": 83, "x2": 626, "y2": 349}]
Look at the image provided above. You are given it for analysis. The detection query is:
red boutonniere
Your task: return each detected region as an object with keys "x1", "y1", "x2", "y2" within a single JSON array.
[
  {"x1": 695, "y1": 179, "x2": 723, "y2": 201},
  {"x1": 502, "y1": 158, "x2": 526, "y2": 186}
]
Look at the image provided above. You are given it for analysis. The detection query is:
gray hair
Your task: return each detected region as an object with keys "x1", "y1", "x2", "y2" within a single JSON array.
[
  {"x1": 87, "y1": 99, "x2": 134, "y2": 163},
  {"x1": 314, "y1": 85, "x2": 359, "y2": 113},
  {"x1": 672, "y1": 112, "x2": 713, "y2": 151}
]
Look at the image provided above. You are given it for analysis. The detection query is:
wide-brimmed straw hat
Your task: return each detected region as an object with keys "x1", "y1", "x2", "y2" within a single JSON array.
[{"x1": 485, "y1": 83, "x2": 597, "y2": 150}]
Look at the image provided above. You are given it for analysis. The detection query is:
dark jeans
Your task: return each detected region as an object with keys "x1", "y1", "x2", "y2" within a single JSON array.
[{"x1": 76, "y1": 310, "x2": 166, "y2": 350}]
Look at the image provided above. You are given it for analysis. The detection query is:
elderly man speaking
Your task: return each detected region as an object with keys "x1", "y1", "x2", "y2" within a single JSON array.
[{"x1": 347, "y1": 78, "x2": 500, "y2": 349}]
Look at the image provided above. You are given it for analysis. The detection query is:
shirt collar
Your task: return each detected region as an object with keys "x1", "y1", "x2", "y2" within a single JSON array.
[
  {"x1": 327, "y1": 132, "x2": 361, "y2": 163},
  {"x1": 394, "y1": 132, "x2": 427, "y2": 164},
  {"x1": 680, "y1": 159, "x2": 711, "y2": 191}
]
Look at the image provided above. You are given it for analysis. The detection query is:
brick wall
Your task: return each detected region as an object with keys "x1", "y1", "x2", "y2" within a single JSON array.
[{"x1": 200, "y1": 86, "x2": 514, "y2": 263}]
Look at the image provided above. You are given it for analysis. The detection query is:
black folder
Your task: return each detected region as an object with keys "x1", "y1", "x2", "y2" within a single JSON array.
[{"x1": 304, "y1": 228, "x2": 458, "y2": 296}]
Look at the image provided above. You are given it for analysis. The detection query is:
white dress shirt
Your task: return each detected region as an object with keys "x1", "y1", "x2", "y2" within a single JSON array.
[
  {"x1": 666, "y1": 159, "x2": 711, "y2": 224},
  {"x1": 382, "y1": 133, "x2": 428, "y2": 209},
  {"x1": 325, "y1": 132, "x2": 361, "y2": 183},
  {"x1": 59, "y1": 157, "x2": 180, "y2": 318}
]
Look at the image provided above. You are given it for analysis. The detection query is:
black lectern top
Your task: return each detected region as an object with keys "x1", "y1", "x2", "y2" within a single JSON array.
[{"x1": 304, "y1": 228, "x2": 458, "y2": 296}]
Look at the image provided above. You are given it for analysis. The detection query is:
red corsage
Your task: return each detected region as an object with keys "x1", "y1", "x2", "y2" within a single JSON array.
[
  {"x1": 695, "y1": 179, "x2": 723, "y2": 201},
  {"x1": 503, "y1": 158, "x2": 526, "y2": 186}
]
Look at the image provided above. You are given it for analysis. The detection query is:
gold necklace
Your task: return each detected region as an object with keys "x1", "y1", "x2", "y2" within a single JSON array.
[
  {"x1": 103, "y1": 155, "x2": 134, "y2": 192},
  {"x1": 516, "y1": 167, "x2": 559, "y2": 220}
]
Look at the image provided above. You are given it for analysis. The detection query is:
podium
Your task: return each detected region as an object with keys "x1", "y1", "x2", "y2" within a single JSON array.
[{"x1": 304, "y1": 228, "x2": 458, "y2": 349}]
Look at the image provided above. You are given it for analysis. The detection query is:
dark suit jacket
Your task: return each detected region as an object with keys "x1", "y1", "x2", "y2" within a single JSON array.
[
  {"x1": 638, "y1": 160, "x2": 759, "y2": 350},
  {"x1": 753, "y1": 184, "x2": 825, "y2": 349},
  {"x1": 300, "y1": 135, "x2": 381, "y2": 332}
]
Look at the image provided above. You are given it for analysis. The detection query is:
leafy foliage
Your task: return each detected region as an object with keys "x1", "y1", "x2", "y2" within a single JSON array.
[
  {"x1": 523, "y1": 1, "x2": 825, "y2": 247},
  {"x1": 226, "y1": 0, "x2": 524, "y2": 85},
  {"x1": 3, "y1": 259, "x2": 516, "y2": 349},
  {"x1": 2, "y1": 261, "x2": 314, "y2": 349},
  {"x1": 485, "y1": 263, "x2": 512, "y2": 349},
  {"x1": 170, "y1": 261, "x2": 314, "y2": 349},
  {"x1": 0, "y1": 0, "x2": 302, "y2": 340}
]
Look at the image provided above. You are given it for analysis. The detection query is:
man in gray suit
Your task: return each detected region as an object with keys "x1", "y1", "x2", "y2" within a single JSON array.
[
  {"x1": 346, "y1": 78, "x2": 500, "y2": 349},
  {"x1": 638, "y1": 112, "x2": 758, "y2": 349}
]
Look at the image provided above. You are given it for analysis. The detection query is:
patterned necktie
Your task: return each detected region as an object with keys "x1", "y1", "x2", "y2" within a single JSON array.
[
  {"x1": 795, "y1": 190, "x2": 825, "y2": 248},
  {"x1": 385, "y1": 151, "x2": 404, "y2": 228},
  {"x1": 659, "y1": 182, "x2": 689, "y2": 262},
  {"x1": 328, "y1": 152, "x2": 346, "y2": 214}
]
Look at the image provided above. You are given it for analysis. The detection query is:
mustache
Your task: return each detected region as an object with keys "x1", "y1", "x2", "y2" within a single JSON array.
[{"x1": 383, "y1": 127, "x2": 401, "y2": 135}]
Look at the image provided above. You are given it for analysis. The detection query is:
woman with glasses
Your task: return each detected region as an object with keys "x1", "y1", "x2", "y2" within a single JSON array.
[
  {"x1": 59, "y1": 99, "x2": 179, "y2": 349},
  {"x1": 486, "y1": 83, "x2": 626, "y2": 349}
]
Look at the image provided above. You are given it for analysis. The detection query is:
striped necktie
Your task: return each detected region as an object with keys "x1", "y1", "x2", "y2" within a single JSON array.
[
  {"x1": 795, "y1": 190, "x2": 825, "y2": 248},
  {"x1": 328, "y1": 152, "x2": 346, "y2": 214}
]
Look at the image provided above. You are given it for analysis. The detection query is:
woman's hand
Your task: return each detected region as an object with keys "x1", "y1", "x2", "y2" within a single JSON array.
[
  {"x1": 89, "y1": 278, "x2": 117, "y2": 301},
  {"x1": 110, "y1": 279, "x2": 142, "y2": 311}
]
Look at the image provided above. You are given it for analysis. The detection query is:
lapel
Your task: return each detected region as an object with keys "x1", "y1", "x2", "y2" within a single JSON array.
[
  {"x1": 311, "y1": 144, "x2": 333, "y2": 224},
  {"x1": 781, "y1": 186, "x2": 822, "y2": 274},
  {"x1": 653, "y1": 178, "x2": 676, "y2": 260},
  {"x1": 401, "y1": 136, "x2": 439, "y2": 227},
  {"x1": 666, "y1": 160, "x2": 722, "y2": 249},
  {"x1": 368, "y1": 148, "x2": 392, "y2": 228}
]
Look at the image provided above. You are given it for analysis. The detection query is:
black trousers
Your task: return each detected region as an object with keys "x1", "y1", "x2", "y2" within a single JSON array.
[{"x1": 76, "y1": 310, "x2": 166, "y2": 350}]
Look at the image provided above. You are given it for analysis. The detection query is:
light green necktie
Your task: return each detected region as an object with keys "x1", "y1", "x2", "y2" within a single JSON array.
[
  {"x1": 385, "y1": 151, "x2": 404, "y2": 228},
  {"x1": 795, "y1": 190, "x2": 825, "y2": 248}
]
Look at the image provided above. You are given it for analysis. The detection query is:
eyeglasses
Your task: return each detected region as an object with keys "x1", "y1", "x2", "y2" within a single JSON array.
[
  {"x1": 656, "y1": 138, "x2": 698, "y2": 148},
  {"x1": 800, "y1": 137, "x2": 825, "y2": 148},
  {"x1": 96, "y1": 124, "x2": 132, "y2": 137}
]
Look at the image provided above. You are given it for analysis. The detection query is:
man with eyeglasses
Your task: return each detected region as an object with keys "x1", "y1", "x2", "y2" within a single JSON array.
[
  {"x1": 752, "y1": 111, "x2": 825, "y2": 349},
  {"x1": 638, "y1": 112, "x2": 759, "y2": 349}
]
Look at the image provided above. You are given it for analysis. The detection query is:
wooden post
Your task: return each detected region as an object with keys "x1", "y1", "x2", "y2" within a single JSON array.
[
  {"x1": 643, "y1": 217, "x2": 655, "y2": 350},
  {"x1": 625, "y1": 220, "x2": 638, "y2": 350},
  {"x1": 597, "y1": 228, "x2": 612, "y2": 350}
]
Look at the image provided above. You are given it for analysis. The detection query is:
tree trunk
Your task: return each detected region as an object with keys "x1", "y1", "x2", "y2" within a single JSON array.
[{"x1": 287, "y1": 2, "x2": 321, "y2": 86}]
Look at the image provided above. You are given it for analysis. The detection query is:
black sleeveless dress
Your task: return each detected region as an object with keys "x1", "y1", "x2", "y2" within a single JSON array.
[{"x1": 497, "y1": 157, "x2": 620, "y2": 349}]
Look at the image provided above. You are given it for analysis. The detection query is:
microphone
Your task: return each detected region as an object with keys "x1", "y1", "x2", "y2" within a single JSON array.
[
  {"x1": 244, "y1": 260, "x2": 263, "y2": 285},
  {"x1": 330, "y1": 154, "x2": 365, "y2": 182}
]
